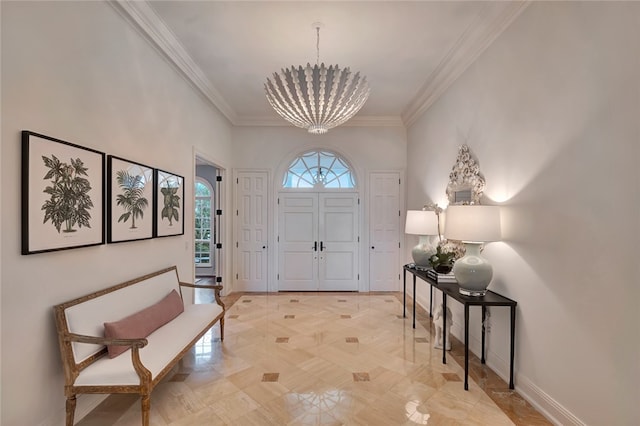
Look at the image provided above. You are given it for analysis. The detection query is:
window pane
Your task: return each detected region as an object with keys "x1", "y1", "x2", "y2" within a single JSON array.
[
  {"x1": 195, "y1": 179, "x2": 212, "y2": 266},
  {"x1": 195, "y1": 182, "x2": 211, "y2": 197},
  {"x1": 282, "y1": 150, "x2": 355, "y2": 189}
]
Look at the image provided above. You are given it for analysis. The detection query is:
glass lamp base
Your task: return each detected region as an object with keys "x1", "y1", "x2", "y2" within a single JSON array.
[{"x1": 459, "y1": 288, "x2": 487, "y2": 297}]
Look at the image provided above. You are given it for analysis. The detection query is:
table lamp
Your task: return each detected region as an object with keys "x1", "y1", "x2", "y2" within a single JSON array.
[
  {"x1": 405, "y1": 210, "x2": 439, "y2": 271},
  {"x1": 444, "y1": 205, "x2": 501, "y2": 296}
]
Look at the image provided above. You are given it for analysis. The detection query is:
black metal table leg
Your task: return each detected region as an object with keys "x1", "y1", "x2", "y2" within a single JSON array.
[
  {"x1": 412, "y1": 275, "x2": 416, "y2": 329},
  {"x1": 403, "y1": 269, "x2": 406, "y2": 318},
  {"x1": 464, "y1": 305, "x2": 470, "y2": 390},
  {"x1": 481, "y1": 306, "x2": 486, "y2": 364},
  {"x1": 510, "y1": 306, "x2": 516, "y2": 389},
  {"x1": 442, "y1": 295, "x2": 447, "y2": 364},
  {"x1": 429, "y1": 284, "x2": 433, "y2": 318}
]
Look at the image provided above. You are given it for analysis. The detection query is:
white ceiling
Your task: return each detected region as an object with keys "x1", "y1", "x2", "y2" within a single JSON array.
[{"x1": 114, "y1": 1, "x2": 529, "y2": 127}]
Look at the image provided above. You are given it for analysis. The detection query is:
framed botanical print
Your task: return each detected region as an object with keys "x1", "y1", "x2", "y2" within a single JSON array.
[
  {"x1": 154, "y1": 169, "x2": 185, "y2": 238},
  {"x1": 21, "y1": 131, "x2": 105, "y2": 255},
  {"x1": 107, "y1": 156, "x2": 154, "y2": 243}
]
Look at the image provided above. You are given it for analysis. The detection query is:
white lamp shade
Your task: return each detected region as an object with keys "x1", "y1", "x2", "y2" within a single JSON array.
[
  {"x1": 444, "y1": 205, "x2": 501, "y2": 242},
  {"x1": 405, "y1": 210, "x2": 439, "y2": 235}
]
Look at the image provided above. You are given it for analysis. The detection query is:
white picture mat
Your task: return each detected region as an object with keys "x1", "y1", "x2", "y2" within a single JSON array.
[
  {"x1": 27, "y1": 134, "x2": 104, "y2": 252},
  {"x1": 109, "y1": 157, "x2": 154, "y2": 242},
  {"x1": 155, "y1": 170, "x2": 184, "y2": 237}
]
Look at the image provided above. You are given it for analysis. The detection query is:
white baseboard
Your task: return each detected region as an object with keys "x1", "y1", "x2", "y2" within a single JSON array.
[
  {"x1": 514, "y1": 375, "x2": 586, "y2": 426},
  {"x1": 412, "y1": 295, "x2": 585, "y2": 426}
]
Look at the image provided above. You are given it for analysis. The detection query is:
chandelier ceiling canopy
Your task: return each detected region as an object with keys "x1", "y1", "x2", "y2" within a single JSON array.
[{"x1": 265, "y1": 23, "x2": 371, "y2": 135}]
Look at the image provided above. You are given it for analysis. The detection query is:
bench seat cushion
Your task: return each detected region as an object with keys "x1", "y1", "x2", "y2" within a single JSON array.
[{"x1": 74, "y1": 303, "x2": 222, "y2": 386}]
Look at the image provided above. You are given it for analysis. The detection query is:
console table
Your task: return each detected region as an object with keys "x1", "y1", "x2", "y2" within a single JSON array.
[{"x1": 403, "y1": 264, "x2": 517, "y2": 390}]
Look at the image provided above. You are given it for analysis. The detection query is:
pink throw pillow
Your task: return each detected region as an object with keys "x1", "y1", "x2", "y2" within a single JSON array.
[{"x1": 104, "y1": 289, "x2": 184, "y2": 358}]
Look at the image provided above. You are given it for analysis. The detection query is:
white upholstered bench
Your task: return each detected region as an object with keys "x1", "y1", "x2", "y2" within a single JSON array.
[{"x1": 53, "y1": 266, "x2": 225, "y2": 426}]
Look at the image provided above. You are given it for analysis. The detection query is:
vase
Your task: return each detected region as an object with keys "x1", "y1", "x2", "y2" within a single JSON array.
[{"x1": 434, "y1": 264, "x2": 452, "y2": 274}]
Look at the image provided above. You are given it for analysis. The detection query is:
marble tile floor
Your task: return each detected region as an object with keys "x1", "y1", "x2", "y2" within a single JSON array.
[{"x1": 77, "y1": 291, "x2": 550, "y2": 425}]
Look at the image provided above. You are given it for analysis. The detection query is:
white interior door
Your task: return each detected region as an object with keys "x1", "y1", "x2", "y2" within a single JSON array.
[
  {"x1": 235, "y1": 171, "x2": 268, "y2": 291},
  {"x1": 369, "y1": 172, "x2": 401, "y2": 291},
  {"x1": 278, "y1": 192, "x2": 359, "y2": 291}
]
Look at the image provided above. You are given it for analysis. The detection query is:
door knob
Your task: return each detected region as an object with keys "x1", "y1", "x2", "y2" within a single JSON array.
[{"x1": 371, "y1": 246, "x2": 375, "y2": 249}]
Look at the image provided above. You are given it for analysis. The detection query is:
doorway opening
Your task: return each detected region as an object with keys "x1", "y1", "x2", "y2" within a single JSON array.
[{"x1": 195, "y1": 154, "x2": 224, "y2": 303}]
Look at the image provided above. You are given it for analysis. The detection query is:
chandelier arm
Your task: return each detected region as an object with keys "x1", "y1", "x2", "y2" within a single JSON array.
[
  {"x1": 281, "y1": 67, "x2": 314, "y2": 128},
  {"x1": 319, "y1": 65, "x2": 339, "y2": 126},
  {"x1": 342, "y1": 77, "x2": 370, "y2": 118},
  {"x1": 324, "y1": 69, "x2": 355, "y2": 125},
  {"x1": 326, "y1": 73, "x2": 369, "y2": 127},
  {"x1": 305, "y1": 65, "x2": 318, "y2": 125},
  {"x1": 294, "y1": 66, "x2": 318, "y2": 126},
  {"x1": 316, "y1": 65, "x2": 328, "y2": 125},
  {"x1": 266, "y1": 73, "x2": 308, "y2": 129}
]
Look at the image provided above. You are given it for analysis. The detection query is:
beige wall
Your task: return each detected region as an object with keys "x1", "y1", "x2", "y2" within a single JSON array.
[
  {"x1": 1, "y1": 2, "x2": 233, "y2": 424},
  {"x1": 406, "y1": 2, "x2": 639, "y2": 425}
]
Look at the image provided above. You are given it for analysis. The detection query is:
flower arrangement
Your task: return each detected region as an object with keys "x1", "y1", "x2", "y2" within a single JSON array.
[
  {"x1": 428, "y1": 246, "x2": 455, "y2": 273},
  {"x1": 421, "y1": 203, "x2": 465, "y2": 274}
]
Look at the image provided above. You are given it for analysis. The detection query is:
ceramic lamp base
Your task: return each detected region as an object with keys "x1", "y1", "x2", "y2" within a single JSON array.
[
  {"x1": 452, "y1": 242, "x2": 493, "y2": 297},
  {"x1": 411, "y1": 235, "x2": 437, "y2": 271}
]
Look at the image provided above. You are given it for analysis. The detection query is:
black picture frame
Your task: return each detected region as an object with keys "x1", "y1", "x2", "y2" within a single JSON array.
[
  {"x1": 21, "y1": 131, "x2": 105, "y2": 255},
  {"x1": 107, "y1": 155, "x2": 155, "y2": 243},
  {"x1": 154, "y1": 169, "x2": 185, "y2": 238}
]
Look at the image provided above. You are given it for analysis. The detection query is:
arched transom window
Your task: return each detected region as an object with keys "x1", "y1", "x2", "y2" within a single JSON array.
[{"x1": 283, "y1": 150, "x2": 356, "y2": 189}]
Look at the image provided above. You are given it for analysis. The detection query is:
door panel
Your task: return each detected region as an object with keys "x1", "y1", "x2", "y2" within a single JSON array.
[
  {"x1": 278, "y1": 193, "x2": 358, "y2": 291},
  {"x1": 235, "y1": 172, "x2": 268, "y2": 291},
  {"x1": 369, "y1": 173, "x2": 400, "y2": 291},
  {"x1": 278, "y1": 194, "x2": 318, "y2": 291},
  {"x1": 318, "y1": 194, "x2": 359, "y2": 291}
]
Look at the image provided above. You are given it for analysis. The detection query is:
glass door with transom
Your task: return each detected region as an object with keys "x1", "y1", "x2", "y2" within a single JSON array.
[{"x1": 278, "y1": 193, "x2": 359, "y2": 291}]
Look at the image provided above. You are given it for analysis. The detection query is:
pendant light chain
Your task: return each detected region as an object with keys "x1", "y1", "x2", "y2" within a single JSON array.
[{"x1": 316, "y1": 26, "x2": 320, "y2": 65}]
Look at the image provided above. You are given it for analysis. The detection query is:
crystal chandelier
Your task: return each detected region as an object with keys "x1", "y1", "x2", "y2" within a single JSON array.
[{"x1": 264, "y1": 23, "x2": 370, "y2": 134}]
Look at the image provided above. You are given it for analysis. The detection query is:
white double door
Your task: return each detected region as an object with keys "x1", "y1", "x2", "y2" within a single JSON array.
[{"x1": 278, "y1": 193, "x2": 359, "y2": 291}]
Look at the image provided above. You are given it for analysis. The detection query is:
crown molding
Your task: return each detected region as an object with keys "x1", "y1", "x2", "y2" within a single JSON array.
[
  {"x1": 401, "y1": 0, "x2": 531, "y2": 127},
  {"x1": 112, "y1": 0, "x2": 529, "y2": 130},
  {"x1": 109, "y1": 0, "x2": 238, "y2": 124},
  {"x1": 235, "y1": 115, "x2": 404, "y2": 128}
]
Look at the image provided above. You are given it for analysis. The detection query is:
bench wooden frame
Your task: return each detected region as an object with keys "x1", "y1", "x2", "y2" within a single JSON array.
[{"x1": 53, "y1": 266, "x2": 225, "y2": 426}]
